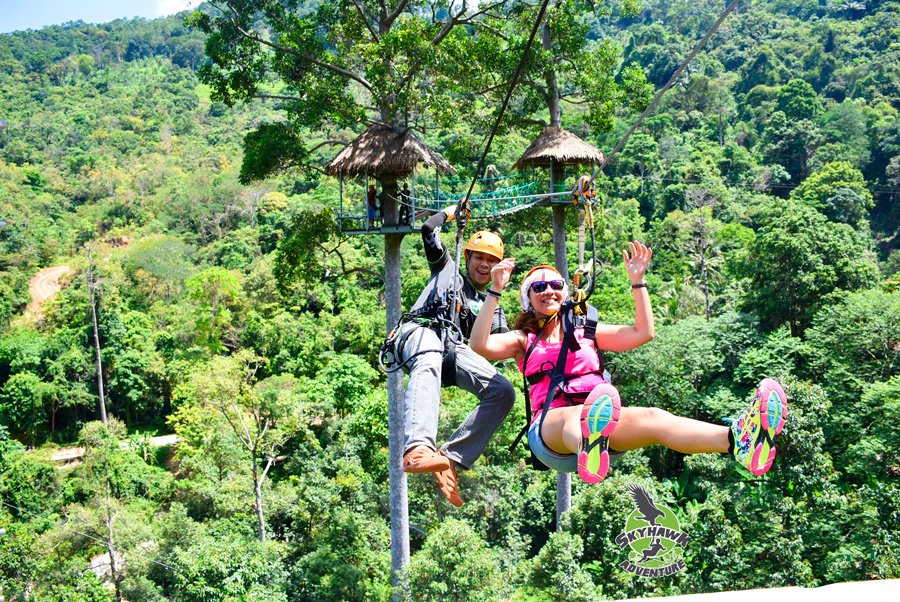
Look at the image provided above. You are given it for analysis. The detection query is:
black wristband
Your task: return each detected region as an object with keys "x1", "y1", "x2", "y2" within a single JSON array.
[
  {"x1": 486, "y1": 288, "x2": 502, "y2": 298},
  {"x1": 631, "y1": 282, "x2": 648, "y2": 289}
]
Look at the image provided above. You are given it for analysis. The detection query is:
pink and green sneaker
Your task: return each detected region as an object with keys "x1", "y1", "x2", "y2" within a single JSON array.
[
  {"x1": 731, "y1": 378, "x2": 788, "y2": 476},
  {"x1": 577, "y1": 383, "x2": 622, "y2": 484}
]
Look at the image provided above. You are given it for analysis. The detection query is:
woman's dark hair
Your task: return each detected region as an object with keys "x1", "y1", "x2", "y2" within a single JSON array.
[{"x1": 513, "y1": 309, "x2": 543, "y2": 334}]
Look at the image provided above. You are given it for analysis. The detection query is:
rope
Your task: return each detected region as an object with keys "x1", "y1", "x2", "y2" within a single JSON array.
[{"x1": 586, "y1": 0, "x2": 741, "y2": 187}]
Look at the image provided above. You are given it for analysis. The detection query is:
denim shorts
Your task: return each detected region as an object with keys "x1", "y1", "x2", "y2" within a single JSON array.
[{"x1": 527, "y1": 414, "x2": 626, "y2": 473}]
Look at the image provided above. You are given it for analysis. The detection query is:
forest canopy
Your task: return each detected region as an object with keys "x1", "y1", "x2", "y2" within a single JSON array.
[{"x1": 0, "y1": 0, "x2": 899, "y2": 599}]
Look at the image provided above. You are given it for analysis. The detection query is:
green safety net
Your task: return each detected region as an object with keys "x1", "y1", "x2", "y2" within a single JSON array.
[{"x1": 434, "y1": 180, "x2": 541, "y2": 217}]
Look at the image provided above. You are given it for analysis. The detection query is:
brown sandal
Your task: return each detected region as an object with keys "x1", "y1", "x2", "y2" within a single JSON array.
[
  {"x1": 403, "y1": 446, "x2": 451, "y2": 473},
  {"x1": 433, "y1": 464, "x2": 463, "y2": 507}
]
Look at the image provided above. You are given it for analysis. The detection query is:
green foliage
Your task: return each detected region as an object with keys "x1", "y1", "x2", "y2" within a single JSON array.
[
  {"x1": 616, "y1": 311, "x2": 760, "y2": 421},
  {"x1": 126, "y1": 235, "x2": 195, "y2": 301},
  {"x1": 0, "y1": 371, "x2": 52, "y2": 442},
  {"x1": 404, "y1": 519, "x2": 504, "y2": 602},
  {"x1": 758, "y1": 111, "x2": 823, "y2": 183},
  {"x1": 289, "y1": 508, "x2": 391, "y2": 602},
  {"x1": 775, "y1": 79, "x2": 823, "y2": 120},
  {"x1": 845, "y1": 377, "x2": 900, "y2": 479},
  {"x1": 790, "y1": 161, "x2": 874, "y2": 227},
  {"x1": 240, "y1": 123, "x2": 314, "y2": 184},
  {"x1": 185, "y1": 267, "x2": 242, "y2": 351},
  {"x1": 169, "y1": 537, "x2": 289, "y2": 602},
  {"x1": 742, "y1": 200, "x2": 877, "y2": 335},
  {"x1": 32, "y1": 572, "x2": 112, "y2": 602},
  {"x1": 315, "y1": 352, "x2": 378, "y2": 418},
  {"x1": 273, "y1": 208, "x2": 340, "y2": 293},
  {"x1": 0, "y1": 520, "x2": 41, "y2": 602},
  {"x1": 4, "y1": 1, "x2": 900, "y2": 598},
  {"x1": 530, "y1": 531, "x2": 599, "y2": 602},
  {"x1": 0, "y1": 453, "x2": 59, "y2": 518}
]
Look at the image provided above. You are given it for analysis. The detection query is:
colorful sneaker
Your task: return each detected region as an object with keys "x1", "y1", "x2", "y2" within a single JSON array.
[
  {"x1": 433, "y1": 464, "x2": 463, "y2": 507},
  {"x1": 731, "y1": 378, "x2": 788, "y2": 476},
  {"x1": 577, "y1": 383, "x2": 622, "y2": 484}
]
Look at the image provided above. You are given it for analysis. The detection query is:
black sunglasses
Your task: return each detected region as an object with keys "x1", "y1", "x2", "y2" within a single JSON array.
[{"x1": 530, "y1": 279, "x2": 565, "y2": 293}]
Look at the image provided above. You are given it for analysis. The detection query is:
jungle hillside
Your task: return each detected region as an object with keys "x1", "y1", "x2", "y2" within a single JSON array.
[{"x1": 1, "y1": 0, "x2": 899, "y2": 600}]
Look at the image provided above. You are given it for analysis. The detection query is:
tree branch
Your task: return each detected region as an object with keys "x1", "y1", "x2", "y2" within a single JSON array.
[
  {"x1": 475, "y1": 79, "x2": 514, "y2": 95},
  {"x1": 352, "y1": 0, "x2": 381, "y2": 42},
  {"x1": 434, "y1": 0, "x2": 508, "y2": 43},
  {"x1": 385, "y1": 0, "x2": 411, "y2": 29},
  {"x1": 517, "y1": 77, "x2": 549, "y2": 98},
  {"x1": 224, "y1": 15, "x2": 374, "y2": 91},
  {"x1": 252, "y1": 94, "x2": 306, "y2": 103},
  {"x1": 259, "y1": 454, "x2": 277, "y2": 483},
  {"x1": 365, "y1": 117, "x2": 395, "y2": 129},
  {"x1": 308, "y1": 140, "x2": 347, "y2": 153},
  {"x1": 323, "y1": 266, "x2": 386, "y2": 282},
  {"x1": 232, "y1": 406, "x2": 254, "y2": 450},
  {"x1": 467, "y1": 20, "x2": 509, "y2": 40},
  {"x1": 509, "y1": 118, "x2": 548, "y2": 127}
]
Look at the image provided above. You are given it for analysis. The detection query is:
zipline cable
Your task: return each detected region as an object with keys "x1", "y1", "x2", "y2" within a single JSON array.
[
  {"x1": 586, "y1": 0, "x2": 741, "y2": 188},
  {"x1": 449, "y1": 0, "x2": 554, "y2": 330},
  {"x1": 459, "y1": 0, "x2": 554, "y2": 217}
]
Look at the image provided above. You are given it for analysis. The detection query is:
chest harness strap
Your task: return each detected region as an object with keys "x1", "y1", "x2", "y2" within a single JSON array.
[{"x1": 509, "y1": 301, "x2": 614, "y2": 471}]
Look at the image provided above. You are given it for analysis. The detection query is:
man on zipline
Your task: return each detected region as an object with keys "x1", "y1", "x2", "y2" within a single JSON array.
[{"x1": 396, "y1": 204, "x2": 515, "y2": 507}]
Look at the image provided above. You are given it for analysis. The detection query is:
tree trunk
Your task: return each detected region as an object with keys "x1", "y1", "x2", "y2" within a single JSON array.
[
  {"x1": 543, "y1": 23, "x2": 561, "y2": 128},
  {"x1": 104, "y1": 451, "x2": 123, "y2": 602},
  {"x1": 699, "y1": 212, "x2": 710, "y2": 322},
  {"x1": 252, "y1": 454, "x2": 266, "y2": 541},
  {"x1": 701, "y1": 253, "x2": 710, "y2": 322},
  {"x1": 382, "y1": 176, "x2": 400, "y2": 227},
  {"x1": 88, "y1": 247, "x2": 107, "y2": 424}
]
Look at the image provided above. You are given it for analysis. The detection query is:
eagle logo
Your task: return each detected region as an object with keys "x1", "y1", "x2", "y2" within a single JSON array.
[
  {"x1": 615, "y1": 483, "x2": 690, "y2": 578},
  {"x1": 626, "y1": 483, "x2": 666, "y2": 526}
]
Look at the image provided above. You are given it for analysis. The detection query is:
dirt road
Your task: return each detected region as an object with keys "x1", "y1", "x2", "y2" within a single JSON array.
[
  {"x1": 25, "y1": 265, "x2": 71, "y2": 319},
  {"x1": 50, "y1": 434, "x2": 180, "y2": 464}
]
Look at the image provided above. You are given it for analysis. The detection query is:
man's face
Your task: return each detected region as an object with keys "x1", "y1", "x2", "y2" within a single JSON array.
[{"x1": 466, "y1": 250, "x2": 500, "y2": 289}]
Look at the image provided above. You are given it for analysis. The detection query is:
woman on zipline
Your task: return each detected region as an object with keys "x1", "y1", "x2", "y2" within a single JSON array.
[{"x1": 469, "y1": 242, "x2": 787, "y2": 483}]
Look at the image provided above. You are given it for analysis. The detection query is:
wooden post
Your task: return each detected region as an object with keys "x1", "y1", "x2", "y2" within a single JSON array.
[
  {"x1": 551, "y1": 188, "x2": 571, "y2": 530},
  {"x1": 385, "y1": 232, "x2": 409, "y2": 597},
  {"x1": 382, "y1": 174, "x2": 408, "y2": 596}
]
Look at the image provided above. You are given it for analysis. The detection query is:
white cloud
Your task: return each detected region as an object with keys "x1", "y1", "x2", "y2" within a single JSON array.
[{"x1": 156, "y1": 0, "x2": 195, "y2": 17}]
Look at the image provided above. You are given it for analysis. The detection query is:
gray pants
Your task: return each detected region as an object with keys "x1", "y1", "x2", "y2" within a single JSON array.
[{"x1": 399, "y1": 324, "x2": 515, "y2": 470}]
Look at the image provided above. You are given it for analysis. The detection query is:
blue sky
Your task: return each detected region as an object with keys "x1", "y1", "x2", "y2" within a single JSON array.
[{"x1": 1, "y1": 0, "x2": 195, "y2": 34}]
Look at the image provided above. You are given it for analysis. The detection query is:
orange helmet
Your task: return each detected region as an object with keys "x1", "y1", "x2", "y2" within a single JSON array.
[{"x1": 464, "y1": 231, "x2": 504, "y2": 261}]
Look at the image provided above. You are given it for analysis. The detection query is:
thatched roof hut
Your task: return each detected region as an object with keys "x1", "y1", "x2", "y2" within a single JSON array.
[
  {"x1": 326, "y1": 125, "x2": 456, "y2": 178},
  {"x1": 513, "y1": 126, "x2": 605, "y2": 170}
]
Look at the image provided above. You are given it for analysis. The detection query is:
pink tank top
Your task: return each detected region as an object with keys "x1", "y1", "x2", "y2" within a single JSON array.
[{"x1": 517, "y1": 328, "x2": 607, "y2": 423}]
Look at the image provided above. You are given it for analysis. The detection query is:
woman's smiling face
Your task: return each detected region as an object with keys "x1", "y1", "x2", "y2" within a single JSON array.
[{"x1": 528, "y1": 269, "x2": 564, "y2": 317}]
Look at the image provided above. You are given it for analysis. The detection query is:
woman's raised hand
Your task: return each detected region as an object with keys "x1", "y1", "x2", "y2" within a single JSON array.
[
  {"x1": 490, "y1": 258, "x2": 516, "y2": 291},
  {"x1": 623, "y1": 241, "x2": 652, "y2": 283}
]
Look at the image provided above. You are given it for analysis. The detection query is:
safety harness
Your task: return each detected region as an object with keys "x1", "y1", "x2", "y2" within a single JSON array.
[
  {"x1": 510, "y1": 299, "x2": 614, "y2": 471},
  {"x1": 378, "y1": 286, "x2": 465, "y2": 375}
]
